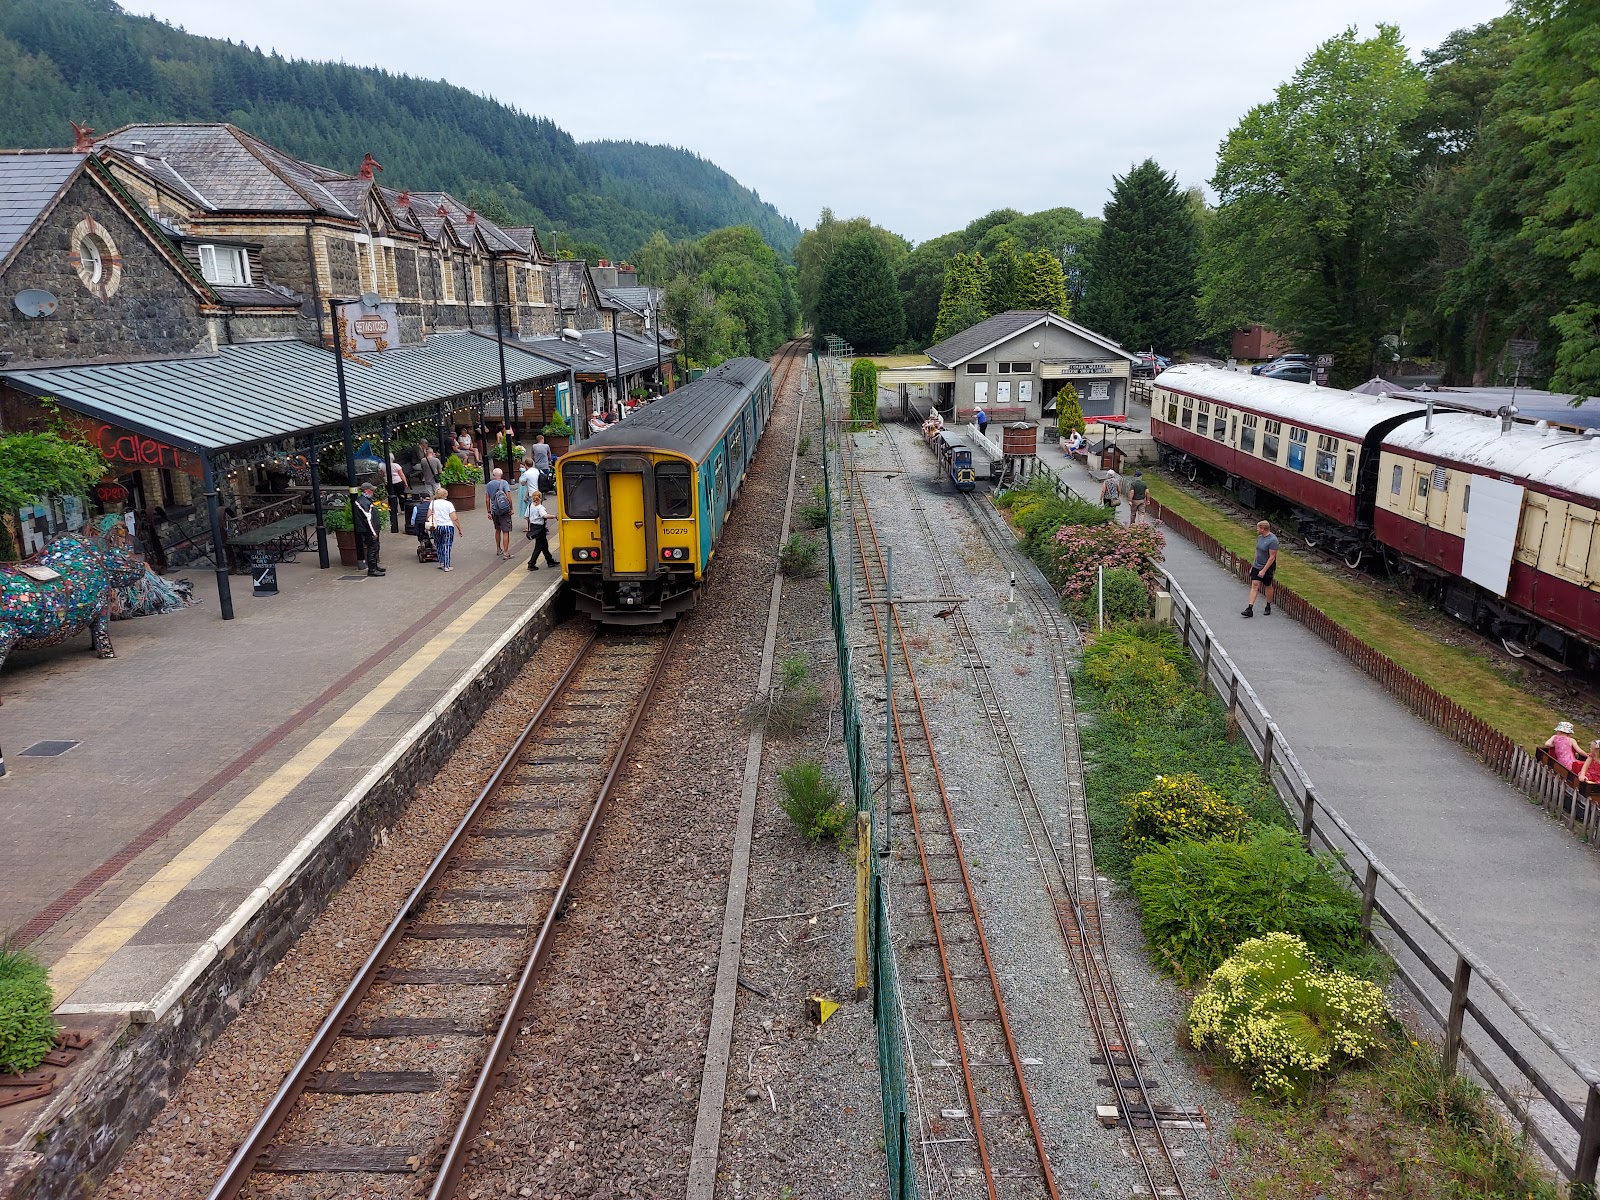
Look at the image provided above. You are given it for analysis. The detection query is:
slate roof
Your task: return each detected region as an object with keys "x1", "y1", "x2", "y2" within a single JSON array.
[
  {"x1": 498, "y1": 226, "x2": 545, "y2": 256},
  {"x1": 925, "y1": 310, "x2": 1136, "y2": 367},
  {"x1": 212, "y1": 284, "x2": 302, "y2": 309},
  {"x1": 97, "y1": 124, "x2": 357, "y2": 217},
  {"x1": 580, "y1": 357, "x2": 769, "y2": 461},
  {"x1": 0, "y1": 151, "x2": 84, "y2": 270},
  {"x1": 522, "y1": 329, "x2": 662, "y2": 377},
  {"x1": 406, "y1": 191, "x2": 524, "y2": 254},
  {"x1": 1, "y1": 332, "x2": 565, "y2": 453},
  {"x1": 602, "y1": 285, "x2": 662, "y2": 315}
]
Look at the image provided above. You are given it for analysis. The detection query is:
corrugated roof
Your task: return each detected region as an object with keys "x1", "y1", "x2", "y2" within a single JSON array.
[
  {"x1": 0, "y1": 152, "x2": 84, "y2": 270},
  {"x1": 925, "y1": 310, "x2": 1136, "y2": 367},
  {"x1": 2, "y1": 332, "x2": 563, "y2": 454},
  {"x1": 580, "y1": 357, "x2": 769, "y2": 461},
  {"x1": 522, "y1": 329, "x2": 661, "y2": 377},
  {"x1": 1156, "y1": 364, "x2": 1426, "y2": 441},
  {"x1": 1384, "y1": 412, "x2": 1600, "y2": 501}
]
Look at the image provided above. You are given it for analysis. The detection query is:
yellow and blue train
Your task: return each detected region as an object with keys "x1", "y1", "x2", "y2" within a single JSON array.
[{"x1": 558, "y1": 357, "x2": 774, "y2": 623}]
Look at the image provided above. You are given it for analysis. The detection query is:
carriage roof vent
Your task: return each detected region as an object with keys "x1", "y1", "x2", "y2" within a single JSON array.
[{"x1": 1536, "y1": 419, "x2": 1551, "y2": 436}]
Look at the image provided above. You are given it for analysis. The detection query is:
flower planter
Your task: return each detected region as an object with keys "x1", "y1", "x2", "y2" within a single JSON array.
[
  {"x1": 445, "y1": 482, "x2": 477, "y2": 511},
  {"x1": 544, "y1": 434, "x2": 570, "y2": 457},
  {"x1": 333, "y1": 528, "x2": 361, "y2": 568}
]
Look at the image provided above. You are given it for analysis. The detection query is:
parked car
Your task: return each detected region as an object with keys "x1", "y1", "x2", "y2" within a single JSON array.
[
  {"x1": 1132, "y1": 352, "x2": 1170, "y2": 378},
  {"x1": 1258, "y1": 361, "x2": 1313, "y2": 384},
  {"x1": 1250, "y1": 353, "x2": 1313, "y2": 376}
]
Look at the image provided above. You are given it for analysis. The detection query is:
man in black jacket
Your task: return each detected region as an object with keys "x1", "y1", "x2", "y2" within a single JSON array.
[{"x1": 356, "y1": 482, "x2": 385, "y2": 577}]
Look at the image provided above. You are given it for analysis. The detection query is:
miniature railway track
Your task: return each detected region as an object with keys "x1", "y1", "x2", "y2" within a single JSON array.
[
  {"x1": 841, "y1": 422, "x2": 1061, "y2": 1198},
  {"x1": 206, "y1": 622, "x2": 682, "y2": 1200},
  {"x1": 877, "y1": 415, "x2": 1191, "y2": 1198}
]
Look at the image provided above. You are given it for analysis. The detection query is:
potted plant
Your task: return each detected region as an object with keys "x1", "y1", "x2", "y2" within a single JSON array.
[
  {"x1": 489, "y1": 438, "x2": 527, "y2": 466},
  {"x1": 440, "y1": 453, "x2": 482, "y2": 510},
  {"x1": 321, "y1": 502, "x2": 361, "y2": 567},
  {"x1": 541, "y1": 411, "x2": 574, "y2": 456}
]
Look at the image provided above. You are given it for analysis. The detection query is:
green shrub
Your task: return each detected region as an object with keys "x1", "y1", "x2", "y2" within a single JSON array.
[
  {"x1": 1081, "y1": 625, "x2": 1188, "y2": 676},
  {"x1": 778, "y1": 759, "x2": 851, "y2": 840},
  {"x1": 779, "y1": 533, "x2": 819, "y2": 576},
  {"x1": 848, "y1": 359, "x2": 878, "y2": 425},
  {"x1": 1080, "y1": 633, "x2": 1190, "y2": 717},
  {"x1": 1189, "y1": 932, "x2": 1387, "y2": 1100},
  {"x1": 439, "y1": 453, "x2": 482, "y2": 486},
  {"x1": 1099, "y1": 566, "x2": 1152, "y2": 623},
  {"x1": 1122, "y1": 773, "x2": 1250, "y2": 857},
  {"x1": 1055, "y1": 383, "x2": 1085, "y2": 437},
  {"x1": 0, "y1": 946, "x2": 57, "y2": 1075},
  {"x1": 797, "y1": 485, "x2": 828, "y2": 529},
  {"x1": 756, "y1": 655, "x2": 824, "y2": 733},
  {"x1": 1131, "y1": 827, "x2": 1369, "y2": 983},
  {"x1": 797, "y1": 433, "x2": 813, "y2": 456}
]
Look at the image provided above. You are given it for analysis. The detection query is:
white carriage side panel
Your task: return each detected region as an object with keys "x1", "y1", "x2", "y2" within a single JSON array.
[{"x1": 1461, "y1": 475, "x2": 1525, "y2": 598}]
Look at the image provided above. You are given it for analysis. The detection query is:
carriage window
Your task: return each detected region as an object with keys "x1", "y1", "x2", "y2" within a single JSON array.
[
  {"x1": 1167, "y1": 401, "x2": 1179, "y2": 423},
  {"x1": 1195, "y1": 412, "x2": 1209, "y2": 437},
  {"x1": 1180, "y1": 402, "x2": 1192, "y2": 430},
  {"x1": 1391, "y1": 464, "x2": 1403, "y2": 495},
  {"x1": 656, "y1": 463, "x2": 692, "y2": 518},
  {"x1": 729, "y1": 426, "x2": 744, "y2": 477},
  {"x1": 1315, "y1": 434, "x2": 1338, "y2": 482},
  {"x1": 1463, "y1": 483, "x2": 1471, "y2": 513},
  {"x1": 1262, "y1": 420, "x2": 1281, "y2": 463},
  {"x1": 1287, "y1": 427, "x2": 1308, "y2": 472},
  {"x1": 1344, "y1": 451, "x2": 1356, "y2": 484},
  {"x1": 1240, "y1": 414, "x2": 1257, "y2": 455},
  {"x1": 1414, "y1": 475, "x2": 1430, "y2": 512},
  {"x1": 563, "y1": 462, "x2": 598, "y2": 518},
  {"x1": 1213, "y1": 410, "x2": 1227, "y2": 442}
]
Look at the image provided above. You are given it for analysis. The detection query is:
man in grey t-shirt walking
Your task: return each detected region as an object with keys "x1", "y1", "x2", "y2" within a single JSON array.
[{"x1": 1242, "y1": 519, "x2": 1278, "y2": 618}]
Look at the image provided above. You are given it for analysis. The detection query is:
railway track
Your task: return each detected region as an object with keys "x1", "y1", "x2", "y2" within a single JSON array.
[
  {"x1": 855, "y1": 410, "x2": 1193, "y2": 1198},
  {"x1": 840, "y1": 417, "x2": 1061, "y2": 1198},
  {"x1": 206, "y1": 623, "x2": 681, "y2": 1200}
]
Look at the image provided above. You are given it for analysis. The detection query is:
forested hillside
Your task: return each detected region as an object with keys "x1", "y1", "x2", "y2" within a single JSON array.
[{"x1": 0, "y1": 0, "x2": 798, "y2": 259}]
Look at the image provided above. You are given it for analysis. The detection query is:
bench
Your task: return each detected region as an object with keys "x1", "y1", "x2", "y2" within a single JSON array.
[{"x1": 226, "y1": 516, "x2": 316, "y2": 573}]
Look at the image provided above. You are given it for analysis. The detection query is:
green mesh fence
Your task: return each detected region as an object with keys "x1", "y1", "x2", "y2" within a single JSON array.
[{"x1": 815, "y1": 354, "x2": 917, "y2": 1200}]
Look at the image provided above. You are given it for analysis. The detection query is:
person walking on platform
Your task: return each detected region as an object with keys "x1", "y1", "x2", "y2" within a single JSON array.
[
  {"x1": 1099, "y1": 465, "x2": 1122, "y2": 514},
  {"x1": 976, "y1": 406, "x2": 989, "y2": 438},
  {"x1": 355, "y1": 482, "x2": 385, "y2": 576},
  {"x1": 531, "y1": 434, "x2": 553, "y2": 475},
  {"x1": 485, "y1": 467, "x2": 514, "y2": 559},
  {"x1": 1242, "y1": 519, "x2": 1279, "y2": 617},
  {"x1": 416, "y1": 441, "x2": 443, "y2": 497},
  {"x1": 526, "y1": 490, "x2": 557, "y2": 571},
  {"x1": 1128, "y1": 470, "x2": 1149, "y2": 524},
  {"x1": 428, "y1": 486, "x2": 463, "y2": 571}
]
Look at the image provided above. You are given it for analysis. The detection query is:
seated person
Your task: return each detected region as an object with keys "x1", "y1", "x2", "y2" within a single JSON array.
[
  {"x1": 1543, "y1": 721, "x2": 1588, "y2": 773},
  {"x1": 589, "y1": 410, "x2": 609, "y2": 435},
  {"x1": 1581, "y1": 741, "x2": 1600, "y2": 785},
  {"x1": 1065, "y1": 430, "x2": 1085, "y2": 458}
]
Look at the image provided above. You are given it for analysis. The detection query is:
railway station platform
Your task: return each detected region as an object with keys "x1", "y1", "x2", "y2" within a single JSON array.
[
  {"x1": 1042, "y1": 442, "x2": 1600, "y2": 1074},
  {"x1": 1, "y1": 523, "x2": 563, "y2": 1022}
]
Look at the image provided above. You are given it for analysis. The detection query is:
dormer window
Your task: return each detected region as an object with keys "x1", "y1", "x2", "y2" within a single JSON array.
[{"x1": 198, "y1": 244, "x2": 250, "y2": 287}]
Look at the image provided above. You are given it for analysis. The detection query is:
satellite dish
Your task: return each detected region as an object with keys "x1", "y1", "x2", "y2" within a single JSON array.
[
  {"x1": 360, "y1": 292, "x2": 380, "y2": 307},
  {"x1": 14, "y1": 289, "x2": 58, "y2": 318}
]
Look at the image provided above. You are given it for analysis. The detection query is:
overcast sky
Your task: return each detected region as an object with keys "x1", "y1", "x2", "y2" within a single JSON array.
[{"x1": 132, "y1": 0, "x2": 1510, "y2": 245}]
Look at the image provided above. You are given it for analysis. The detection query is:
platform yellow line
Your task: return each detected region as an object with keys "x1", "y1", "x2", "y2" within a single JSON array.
[{"x1": 50, "y1": 569, "x2": 532, "y2": 1002}]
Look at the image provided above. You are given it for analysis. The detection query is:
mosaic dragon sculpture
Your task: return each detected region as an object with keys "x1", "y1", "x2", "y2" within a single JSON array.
[{"x1": 0, "y1": 517, "x2": 189, "y2": 702}]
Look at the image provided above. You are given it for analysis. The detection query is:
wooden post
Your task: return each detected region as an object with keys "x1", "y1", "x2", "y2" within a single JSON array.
[
  {"x1": 1300, "y1": 787, "x2": 1316, "y2": 842},
  {"x1": 1441, "y1": 954, "x2": 1473, "y2": 1077},
  {"x1": 1575, "y1": 1083, "x2": 1600, "y2": 1191},
  {"x1": 1262, "y1": 724, "x2": 1276, "y2": 782},
  {"x1": 1200, "y1": 630, "x2": 1213, "y2": 697},
  {"x1": 1360, "y1": 861, "x2": 1379, "y2": 936},
  {"x1": 855, "y1": 810, "x2": 871, "y2": 1001}
]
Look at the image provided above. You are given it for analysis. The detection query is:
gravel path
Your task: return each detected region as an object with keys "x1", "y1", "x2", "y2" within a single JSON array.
[
  {"x1": 99, "y1": 621, "x2": 596, "y2": 1200},
  {"x1": 847, "y1": 419, "x2": 1237, "y2": 1199}
]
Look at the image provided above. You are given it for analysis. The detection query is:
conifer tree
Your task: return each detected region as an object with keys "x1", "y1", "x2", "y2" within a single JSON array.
[
  {"x1": 984, "y1": 238, "x2": 1020, "y2": 315},
  {"x1": 815, "y1": 231, "x2": 906, "y2": 353},
  {"x1": 933, "y1": 253, "x2": 988, "y2": 343},
  {"x1": 1080, "y1": 159, "x2": 1200, "y2": 352},
  {"x1": 1013, "y1": 248, "x2": 1071, "y2": 317}
]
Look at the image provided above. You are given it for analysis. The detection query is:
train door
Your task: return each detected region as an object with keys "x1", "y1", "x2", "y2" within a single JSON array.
[{"x1": 598, "y1": 456, "x2": 655, "y2": 576}]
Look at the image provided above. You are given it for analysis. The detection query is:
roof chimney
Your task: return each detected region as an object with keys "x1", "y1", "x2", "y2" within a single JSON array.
[
  {"x1": 396, "y1": 191, "x2": 410, "y2": 208},
  {"x1": 437, "y1": 204, "x2": 450, "y2": 218},
  {"x1": 70, "y1": 120, "x2": 95, "y2": 154},
  {"x1": 466, "y1": 210, "x2": 477, "y2": 225},
  {"x1": 358, "y1": 153, "x2": 383, "y2": 180}
]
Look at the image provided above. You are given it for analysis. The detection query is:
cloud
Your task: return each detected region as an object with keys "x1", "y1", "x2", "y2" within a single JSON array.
[{"x1": 134, "y1": 0, "x2": 1511, "y2": 243}]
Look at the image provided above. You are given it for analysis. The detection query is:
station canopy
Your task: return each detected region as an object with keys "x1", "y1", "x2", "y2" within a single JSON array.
[{"x1": 2, "y1": 332, "x2": 566, "y2": 456}]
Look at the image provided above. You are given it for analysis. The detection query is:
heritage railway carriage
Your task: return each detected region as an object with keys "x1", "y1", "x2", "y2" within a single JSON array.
[
  {"x1": 1378, "y1": 414, "x2": 1600, "y2": 669},
  {"x1": 1151, "y1": 365, "x2": 1425, "y2": 566},
  {"x1": 559, "y1": 357, "x2": 773, "y2": 623}
]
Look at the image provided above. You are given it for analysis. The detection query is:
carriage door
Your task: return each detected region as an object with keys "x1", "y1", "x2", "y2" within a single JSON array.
[{"x1": 599, "y1": 456, "x2": 655, "y2": 577}]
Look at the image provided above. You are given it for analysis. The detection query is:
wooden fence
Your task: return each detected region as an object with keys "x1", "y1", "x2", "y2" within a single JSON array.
[
  {"x1": 1149, "y1": 498, "x2": 1600, "y2": 845},
  {"x1": 1162, "y1": 571, "x2": 1600, "y2": 1186}
]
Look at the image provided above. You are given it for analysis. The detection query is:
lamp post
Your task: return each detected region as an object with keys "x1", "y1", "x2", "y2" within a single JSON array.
[
  {"x1": 610, "y1": 304, "x2": 623, "y2": 417},
  {"x1": 329, "y1": 292, "x2": 380, "y2": 559},
  {"x1": 487, "y1": 252, "x2": 515, "y2": 472},
  {"x1": 651, "y1": 298, "x2": 664, "y2": 394}
]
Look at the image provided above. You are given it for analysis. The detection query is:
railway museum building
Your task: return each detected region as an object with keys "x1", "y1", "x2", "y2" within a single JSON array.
[{"x1": 881, "y1": 310, "x2": 1139, "y2": 425}]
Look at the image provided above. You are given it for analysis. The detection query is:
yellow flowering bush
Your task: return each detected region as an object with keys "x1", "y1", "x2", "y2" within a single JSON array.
[
  {"x1": 1122, "y1": 773, "x2": 1249, "y2": 856},
  {"x1": 1189, "y1": 932, "x2": 1387, "y2": 1101}
]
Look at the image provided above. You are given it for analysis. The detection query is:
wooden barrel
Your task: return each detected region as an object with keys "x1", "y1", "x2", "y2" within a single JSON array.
[{"x1": 1002, "y1": 422, "x2": 1037, "y2": 457}]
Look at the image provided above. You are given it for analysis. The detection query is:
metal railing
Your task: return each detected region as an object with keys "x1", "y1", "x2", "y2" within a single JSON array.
[
  {"x1": 817, "y1": 353, "x2": 917, "y2": 1200},
  {"x1": 1161, "y1": 569, "x2": 1600, "y2": 1185},
  {"x1": 1150, "y1": 498, "x2": 1600, "y2": 844}
]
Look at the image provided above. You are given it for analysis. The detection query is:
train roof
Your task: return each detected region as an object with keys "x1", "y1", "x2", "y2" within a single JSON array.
[
  {"x1": 580, "y1": 357, "x2": 770, "y2": 462},
  {"x1": 1156, "y1": 365, "x2": 1426, "y2": 441},
  {"x1": 1382, "y1": 412, "x2": 1600, "y2": 502}
]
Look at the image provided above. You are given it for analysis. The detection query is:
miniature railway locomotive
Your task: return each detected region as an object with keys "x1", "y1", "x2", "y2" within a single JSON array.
[{"x1": 559, "y1": 357, "x2": 773, "y2": 623}]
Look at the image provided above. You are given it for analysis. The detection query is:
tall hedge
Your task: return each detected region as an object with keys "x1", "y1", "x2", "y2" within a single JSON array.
[
  {"x1": 816, "y1": 232, "x2": 906, "y2": 353},
  {"x1": 849, "y1": 358, "x2": 879, "y2": 424}
]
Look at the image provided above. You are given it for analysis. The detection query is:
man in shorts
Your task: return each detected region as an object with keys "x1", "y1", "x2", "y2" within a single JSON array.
[
  {"x1": 485, "y1": 467, "x2": 514, "y2": 559},
  {"x1": 1242, "y1": 519, "x2": 1278, "y2": 617}
]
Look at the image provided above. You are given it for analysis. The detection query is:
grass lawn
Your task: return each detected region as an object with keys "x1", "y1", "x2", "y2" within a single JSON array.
[
  {"x1": 1144, "y1": 474, "x2": 1566, "y2": 750},
  {"x1": 865, "y1": 354, "x2": 930, "y2": 369}
]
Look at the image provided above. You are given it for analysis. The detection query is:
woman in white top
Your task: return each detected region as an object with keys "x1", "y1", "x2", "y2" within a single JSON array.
[
  {"x1": 517, "y1": 459, "x2": 539, "y2": 529},
  {"x1": 526, "y1": 490, "x2": 557, "y2": 570},
  {"x1": 427, "y1": 486, "x2": 464, "y2": 571}
]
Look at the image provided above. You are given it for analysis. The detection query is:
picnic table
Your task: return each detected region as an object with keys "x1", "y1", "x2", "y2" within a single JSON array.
[{"x1": 226, "y1": 515, "x2": 316, "y2": 573}]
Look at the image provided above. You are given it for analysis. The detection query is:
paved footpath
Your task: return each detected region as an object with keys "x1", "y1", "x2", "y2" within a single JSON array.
[
  {"x1": 0, "y1": 512, "x2": 561, "y2": 1019},
  {"x1": 1040, "y1": 440, "x2": 1600, "y2": 1091}
]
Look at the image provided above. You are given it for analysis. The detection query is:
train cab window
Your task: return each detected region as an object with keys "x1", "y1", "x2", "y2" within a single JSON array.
[
  {"x1": 1315, "y1": 434, "x2": 1338, "y2": 482},
  {"x1": 563, "y1": 462, "x2": 598, "y2": 518},
  {"x1": 1343, "y1": 451, "x2": 1356, "y2": 484},
  {"x1": 1391, "y1": 464, "x2": 1403, "y2": 495},
  {"x1": 1262, "y1": 419, "x2": 1281, "y2": 463},
  {"x1": 1286, "y1": 427, "x2": 1308, "y2": 472},
  {"x1": 1240, "y1": 414, "x2": 1257, "y2": 455},
  {"x1": 656, "y1": 463, "x2": 692, "y2": 518}
]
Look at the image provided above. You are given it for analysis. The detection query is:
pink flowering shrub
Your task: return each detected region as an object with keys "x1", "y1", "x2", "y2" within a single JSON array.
[{"x1": 1051, "y1": 521, "x2": 1165, "y2": 617}]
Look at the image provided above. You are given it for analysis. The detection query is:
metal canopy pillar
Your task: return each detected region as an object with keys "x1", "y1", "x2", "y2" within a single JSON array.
[
  {"x1": 381, "y1": 416, "x2": 398, "y2": 533},
  {"x1": 200, "y1": 451, "x2": 234, "y2": 620},
  {"x1": 308, "y1": 435, "x2": 330, "y2": 569}
]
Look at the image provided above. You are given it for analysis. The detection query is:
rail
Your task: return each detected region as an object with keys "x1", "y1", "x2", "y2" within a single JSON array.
[
  {"x1": 1148, "y1": 498, "x2": 1600, "y2": 844},
  {"x1": 1159, "y1": 568, "x2": 1600, "y2": 1186}
]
